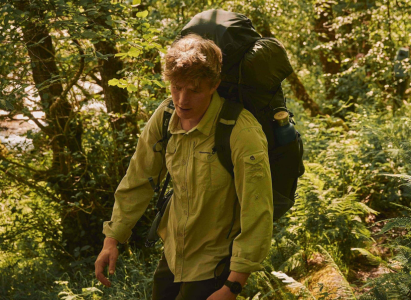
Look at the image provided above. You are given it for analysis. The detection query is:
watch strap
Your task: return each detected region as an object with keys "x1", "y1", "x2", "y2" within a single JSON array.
[{"x1": 224, "y1": 279, "x2": 242, "y2": 294}]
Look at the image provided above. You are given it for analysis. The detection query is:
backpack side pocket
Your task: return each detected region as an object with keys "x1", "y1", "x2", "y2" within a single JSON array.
[{"x1": 269, "y1": 133, "x2": 305, "y2": 220}]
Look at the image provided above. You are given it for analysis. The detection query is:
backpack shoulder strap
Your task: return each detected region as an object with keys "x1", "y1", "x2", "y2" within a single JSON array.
[
  {"x1": 214, "y1": 99, "x2": 244, "y2": 177},
  {"x1": 162, "y1": 98, "x2": 175, "y2": 148},
  {"x1": 214, "y1": 99, "x2": 243, "y2": 240},
  {"x1": 149, "y1": 98, "x2": 174, "y2": 195}
]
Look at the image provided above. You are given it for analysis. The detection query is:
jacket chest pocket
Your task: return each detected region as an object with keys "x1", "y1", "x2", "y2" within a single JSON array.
[{"x1": 193, "y1": 150, "x2": 230, "y2": 191}]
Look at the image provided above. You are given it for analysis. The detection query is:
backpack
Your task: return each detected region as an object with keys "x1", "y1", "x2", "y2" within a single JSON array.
[
  {"x1": 180, "y1": 9, "x2": 305, "y2": 221},
  {"x1": 146, "y1": 9, "x2": 305, "y2": 261}
]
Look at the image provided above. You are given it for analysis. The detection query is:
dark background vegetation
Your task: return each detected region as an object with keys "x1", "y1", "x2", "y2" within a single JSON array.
[{"x1": 0, "y1": 0, "x2": 410, "y2": 299}]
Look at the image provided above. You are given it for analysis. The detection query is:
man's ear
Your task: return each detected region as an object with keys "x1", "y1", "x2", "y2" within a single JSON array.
[{"x1": 210, "y1": 79, "x2": 221, "y2": 94}]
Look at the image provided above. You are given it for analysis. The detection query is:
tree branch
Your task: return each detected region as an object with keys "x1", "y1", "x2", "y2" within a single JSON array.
[
  {"x1": 89, "y1": 73, "x2": 103, "y2": 87},
  {"x1": 0, "y1": 166, "x2": 60, "y2": 202},
  {"x1": 0, "y1": 154, "x2": 44, "y2": 174},
  {"x1": 61, "y1": 39, "x2": 85, "y2": 101}
]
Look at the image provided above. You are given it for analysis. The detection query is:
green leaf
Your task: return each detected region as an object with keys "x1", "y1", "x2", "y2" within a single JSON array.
[
  {"x1": 73, "y1": 15, "x2": 87, "y2": 23},
  {"x1": 82, "y1": 30, "x2": 97, "y2": 39},
  {"x1": 114, "y1": 52, "x2": 128, "y2": 58},
  {"x1": 136, "y1": 10, "x2": 148, "y2": 18},
  {"x1": 108, "y1": 79, "x2": 119, "y2": 86},
  {"x1": 128, "y1": 47, "x2": 141, "y2": 58},
  {"x1": 133, "y1": 0, "x2": 141, "y2": 4},
  {"x1": 127, "y1": 85, "x2": 138, "y2": 92},
  {"x1": 82, "y1": 287, "x2": 103, "y2": 296},
  {"x1": 153, "y1": 80, "x2": 164, "y2": 88}
]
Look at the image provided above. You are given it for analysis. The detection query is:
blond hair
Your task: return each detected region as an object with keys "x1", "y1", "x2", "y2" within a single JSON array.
[{"x1": 163, "y1": 34, "x2": 222, "y2": 88}]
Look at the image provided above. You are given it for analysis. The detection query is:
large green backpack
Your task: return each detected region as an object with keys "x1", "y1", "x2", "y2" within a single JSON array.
[
  {"x1": 146, "y1": 10, "x2": 305, "y2": 253},
  {"x1": 180, "y1": 9, "x2": 305, "y2": 220}
]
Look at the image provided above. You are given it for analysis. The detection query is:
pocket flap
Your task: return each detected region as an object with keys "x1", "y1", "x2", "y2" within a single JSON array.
[{"x1": 194, "y1": 150, "x2": 218, "y2": 162}]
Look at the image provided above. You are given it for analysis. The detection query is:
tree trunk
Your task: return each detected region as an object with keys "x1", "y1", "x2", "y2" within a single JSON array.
[
  {"x1": 14, "y1": 0, "x2": 98, "y2": 256},
  {"x1": 16, "y1": 4, "x2": 83, "y2": 183},
  {"x1": 287, "y1": 72, "x2": 323, "y2": 117}
]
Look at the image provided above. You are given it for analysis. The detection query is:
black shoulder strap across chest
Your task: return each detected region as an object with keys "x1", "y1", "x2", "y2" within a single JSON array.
[
  {"x1": 149, "y1": 99, "x2": 175, "y2": 209},
  {"x1": 161, "y1": 99, "x2": 175, "y2": 148},
  {"x1": 214, "y1": 100, "x2": 244, "y2": 177}
]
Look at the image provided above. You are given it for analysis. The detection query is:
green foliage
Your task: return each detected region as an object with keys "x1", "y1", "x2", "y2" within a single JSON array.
[
  {"x1": 1, "y1": 0, "x2": 411, "y2": 299},
  {"x1": 359, "y1": 204, "x2": 411, "y2": 300},
  {"x1": 0, "y1": 244, "x2": 160, "y2": 299}
]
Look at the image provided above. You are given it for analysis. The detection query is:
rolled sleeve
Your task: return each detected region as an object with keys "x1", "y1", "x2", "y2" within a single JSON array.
[
  {"x1": 230, "y1": 256, "x2": 265, "y2": 273},
  {"x1": 102, "y1": 220, "x2": 132, "y2": 244},
  {"x1": 229, "y1": 126, "x2": 274, "y2": 273},
  {"x1": 102, "y1": 100, "x2": 169, "y2": 244}
]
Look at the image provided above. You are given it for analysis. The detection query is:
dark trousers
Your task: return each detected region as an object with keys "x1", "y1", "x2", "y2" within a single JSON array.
[{"x1": 152, "y1": 252, "x2": 231, "y2": 300}]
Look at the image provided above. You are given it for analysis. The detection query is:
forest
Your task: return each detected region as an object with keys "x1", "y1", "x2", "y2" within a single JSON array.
[{"x1": 0, "y1": 0, "x2": 410, "y2": 299}]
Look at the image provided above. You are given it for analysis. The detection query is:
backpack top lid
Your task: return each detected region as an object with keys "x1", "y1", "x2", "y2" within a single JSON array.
[
  {"x1": 181, "y1": 9, "x2": 293, "y2": 94},
  {"x1": 181, "y1": 9, "x2": 261, "y2": 73}
]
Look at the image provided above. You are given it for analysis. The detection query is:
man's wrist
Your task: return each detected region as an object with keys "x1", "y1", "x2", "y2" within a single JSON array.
[
  {"x1": 104, "y1": 236, "x2": 119, "y2": 247},
  {"x1": 227, "y1": 270, "x2": 250, "y2": 287}
]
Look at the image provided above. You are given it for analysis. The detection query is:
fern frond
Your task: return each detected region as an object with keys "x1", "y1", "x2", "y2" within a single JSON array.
[
  {"x1": 271, "y1": 271, "x2": 317, "y2": 300},
  {"x1": 278, "y1": 250, "x2": 304, "y2": 273},
  {"x1": 389, "y1": 202, "x2": 411, "y2": 213},
  {"x1": 351, "y1": 248, "x2": 383, "y2": 266},
  {"x1": 378, "y1": 217, "x2": 411, "y2": 234}
]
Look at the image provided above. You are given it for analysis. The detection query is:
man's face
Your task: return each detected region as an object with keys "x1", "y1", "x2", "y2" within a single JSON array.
[{"x1": 170, "y1": 79, "x2": 220, "y2": 124}]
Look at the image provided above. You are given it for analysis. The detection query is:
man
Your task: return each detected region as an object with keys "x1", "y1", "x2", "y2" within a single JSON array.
[{"x1": 95, "y1": 33, "x2": 273, "y2": 300}]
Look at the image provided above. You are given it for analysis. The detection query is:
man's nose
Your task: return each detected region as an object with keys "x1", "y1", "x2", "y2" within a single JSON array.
[{"x1": 179, "y1": 90, "x2": 190, "y2": 106}]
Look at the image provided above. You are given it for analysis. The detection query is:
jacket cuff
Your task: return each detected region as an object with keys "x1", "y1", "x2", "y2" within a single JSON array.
[
  {"x1": 229, "y1": 256, "x2": 264, "y2": 273},
  {"x1": 102, "y1": 221, "x2": 132, "y2": 244}
]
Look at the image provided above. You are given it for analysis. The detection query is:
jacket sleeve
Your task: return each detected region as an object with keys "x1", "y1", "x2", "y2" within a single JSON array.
[
  {"x1": 229, "y1": 126, "x2": 274, "y2": 273},
  {"x1": 102, "y1": 101, "x2": 169, "y2": 244}
]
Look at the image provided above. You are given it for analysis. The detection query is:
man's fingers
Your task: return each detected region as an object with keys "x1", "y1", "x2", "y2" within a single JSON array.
[
  {"x1": 96, "y1": 272, "x2": 111, "y2": 287},
  {"x1": 95, "y1": 257, "x2": 111, "y2": 287},
  {"x1": 109, "y1": 254, "x2": 117, "y2": 275}
]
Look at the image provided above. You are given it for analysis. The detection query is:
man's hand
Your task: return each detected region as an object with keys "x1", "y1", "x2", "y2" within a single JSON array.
[
  {"x1": 95, "y1": 237, "x2": 119, "y2": 287},
  {"x1": 206, "y1": 285, "x2": 237, "y2": 300}
]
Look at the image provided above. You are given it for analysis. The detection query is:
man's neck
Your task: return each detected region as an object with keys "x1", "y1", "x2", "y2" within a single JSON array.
[{"x1": 180, "y1": 118, "x2": 199, "y2": 131}]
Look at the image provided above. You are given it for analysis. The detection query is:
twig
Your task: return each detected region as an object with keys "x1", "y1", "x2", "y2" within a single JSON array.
[
  {"x1": 0, "y1": 154, "x2": 44, "y2": 174},
  {"x1": 61, "y1": 39, "x2": 85, "y2": 101},
  {"x1": 0, "y1": 166, "x2": 61, "y2": 203}
]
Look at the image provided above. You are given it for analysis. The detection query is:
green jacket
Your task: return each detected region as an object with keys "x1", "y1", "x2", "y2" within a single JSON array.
[{"x1": 103, "y1": 91, "x2": 273, "y2": 282}]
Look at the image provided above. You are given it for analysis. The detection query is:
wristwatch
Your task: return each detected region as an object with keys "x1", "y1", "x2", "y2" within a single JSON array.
[{"x1": 224, "y1": 279, "x2": 242, "y2": 294}]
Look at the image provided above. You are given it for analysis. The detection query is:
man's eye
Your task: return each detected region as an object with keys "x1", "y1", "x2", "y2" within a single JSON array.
[{"x1": 172, "y1": 85, "x2": 181, "y2": 90}]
